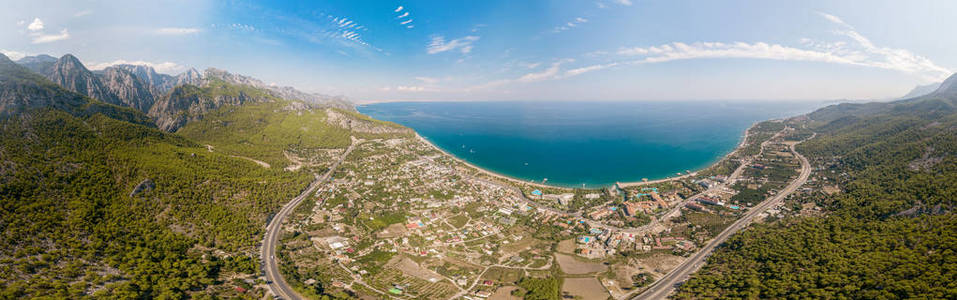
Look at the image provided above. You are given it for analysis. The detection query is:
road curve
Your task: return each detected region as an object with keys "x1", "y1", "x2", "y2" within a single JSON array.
[
  {"x1": 629, "y1": 134, "x2": 812, "y2": 300},
  {"x1": 262, "y1": 139, "x2": 359, "y2": 300}
]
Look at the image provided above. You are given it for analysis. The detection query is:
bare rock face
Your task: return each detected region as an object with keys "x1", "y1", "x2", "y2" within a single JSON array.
[
  {"x1": 204, "y1": 68, "x2": 355, "y2": 112},
  {"x1": 148, "y1": 84, "x2": 274, "y2": 132},
  {"x1": 46, "y1": 54, "x2": 121, "y2": 106},
  {"x1": 113, "y1": 64, "x2": 176, "y2": 94},
  {"x1": 99, "y1": 67, "x2": 156, "y2": 112},
  {"x1": 0, "y1": 53, "x2": 87, "y2": 118},
  {"x1": 174, "y1": 68, "x2": 203, "y2": 87},
  {"x1": 130, "y1": 178, "x2": 156, "y2": 197}
]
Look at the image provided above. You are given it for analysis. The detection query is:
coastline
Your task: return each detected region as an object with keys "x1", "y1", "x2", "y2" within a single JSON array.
[
  {"x1": 412, "y1": 120, "x2": 761, "y2": 190},
  {"x1": 616, "y1": 121, "x2": 756, "y2": 187},
  {"x1": 414, "y1": 133, "x2": 574, "y2": 191}
]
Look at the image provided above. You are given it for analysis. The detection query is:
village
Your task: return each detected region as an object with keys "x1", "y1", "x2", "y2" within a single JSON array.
[{"x1": 276, "y1": 120, "x2": 808, "y2": 300}]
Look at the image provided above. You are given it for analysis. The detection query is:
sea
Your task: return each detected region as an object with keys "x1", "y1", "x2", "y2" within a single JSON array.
[{"x1": 358, "y1": 100, "x2": 826, "y2": 188}]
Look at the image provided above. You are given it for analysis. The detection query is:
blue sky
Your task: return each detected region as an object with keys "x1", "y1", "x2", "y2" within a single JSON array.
[{"x1": 2, "y1": 0, "x2": 955, "y2": 102}]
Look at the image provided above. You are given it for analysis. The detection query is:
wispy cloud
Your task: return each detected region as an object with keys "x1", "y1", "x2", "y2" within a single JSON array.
[
  {"x1": 74, "y1": 10, "x2": 93, "y2": 17},
  {"x1": 427, "y1": 35, "x2": 480, "y2": 54},
  {"x1": 155, "y1": 27, "x2": 201, "y2": 35},
  {"x1": 87, "y1": 59, "x2": 187, "y2": 75},
  {"x1": 518, "y1": 60, "x2": 572, "y2": 82},
  {"x1": 325, "y1": 15, "x2": 374, "y2": 47},
  {"x1": 564, "y1": 62, "x2": 619, "y2": 77},
  {"x1": 394, "y1": 6, "x2": 414, "y2": 29},
  {"x1": 379, "y1": 85, "x2": 437, "y2": 93},
  {"x1": 612, "y1": 0, "x2": 632, "y2": 6},
  {"x1": 415, "y1": 76, "x2": 440, "y2": 84},
  {"x1": 553, "y1": 17, "x2": 588, "y2": 33},
  {"x1": 612, "y1": 13, "x2": 951, "y2": 81},
  {"x1": 32, "y1": 29, "x2": 70, "y2": 44}
]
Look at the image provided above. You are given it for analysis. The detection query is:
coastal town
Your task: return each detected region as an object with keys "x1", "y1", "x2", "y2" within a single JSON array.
[{"x1": 269, "y1": 116, "x2": 823, "y2": 300}]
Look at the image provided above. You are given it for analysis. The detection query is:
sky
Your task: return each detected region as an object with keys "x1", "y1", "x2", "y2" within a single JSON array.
[{"x1": 2, "y1": 0, "x2": 955, "y2": 102}]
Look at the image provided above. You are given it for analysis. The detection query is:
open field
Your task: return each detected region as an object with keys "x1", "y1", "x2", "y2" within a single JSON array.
[
  {"x1": 555, "y1": 253, "x2": 607, "y2": 274},
  {"x1": 562, "y1": 277, "x2": 609, "y2": 300}
]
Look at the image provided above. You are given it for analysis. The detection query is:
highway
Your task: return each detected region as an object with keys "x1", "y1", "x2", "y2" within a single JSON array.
[
  {"x1": 262, "y1": 138, "x2": 359, "y2": 300},
  {"x1": 627, "y1": 134, "x2": 812, "y2": 300}
]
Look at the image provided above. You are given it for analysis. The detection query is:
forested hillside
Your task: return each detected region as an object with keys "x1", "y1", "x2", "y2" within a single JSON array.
[
  {"x1": 0, "y1": 53, "x2": 334, "y2": 298},
  {"x1": 674, "y1": 78, "x2": 957, "y2": 299}
]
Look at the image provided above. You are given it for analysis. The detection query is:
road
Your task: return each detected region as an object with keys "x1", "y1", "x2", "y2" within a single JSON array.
[
  {"x1": 262, "y1": 138, "x2": 359, "y2": 300},
  {"x1": 628, "y1": 134, "x2": 812, "y2": 300}
]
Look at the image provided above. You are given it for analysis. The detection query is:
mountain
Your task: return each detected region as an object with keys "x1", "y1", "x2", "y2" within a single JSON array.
[
  {"x1": 148, "y1": 76, "x2": 280, "y2": 131},
  {"x1": 930, "y1": 72, "x2": 957, "y2": 98},
  {"x1": 899, "y1": 82, "x2": 942, "y2": 99},
  {"x1": 99, "y1": 66, "x2": 156, "y2": 112},
  {"x1": 46, "y1": 54, "x2": 122, "y2": 106},
  {"x1": 174, "y1": 67, "x2": 203, "y2": 87},
  {"x1": 0, "y1": 55, "x2": 320, "y2": 298},
  {"x1": 0, "y1": 53, "x2": 152, "y2": 126},
  {"x1": 146, "y1": 67, "x2": 354, "y2": 132},
  {"x1": 15, "y1": 54, "x2": 57, "y2": 76},
  {"x1": 0, "y1": 53, "x2": 87, "y2": 118},
  {"x1": 113, "y1": 64, "x2": 176, "y2": 94},
  {"x1": 202, "y1": 67, "x2": 354, "y2": 111},
  {"x1": 9, "y1": 53, "x2": 354, "y2": 132}
]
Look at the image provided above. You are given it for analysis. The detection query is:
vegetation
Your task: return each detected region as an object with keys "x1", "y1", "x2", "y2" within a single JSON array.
[
  {"x1": 516, "y1": 276, "x2": 562, "y2": 300},
  {"x1": 675, "y1": 94, "x2": 957, "y2": 299},
  {"x1": 0, "y1": 109, "x2": 313, "y2": 298},
  {"x1": 177, "y1": 101, "x2": 355, "y2": 168}
]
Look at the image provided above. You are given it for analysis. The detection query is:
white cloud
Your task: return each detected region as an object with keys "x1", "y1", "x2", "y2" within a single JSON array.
[
  {"x1": 397, "y1": 12, "x2": 409, "y2": 18},
  {"x1": 87, "y1": 59, "x2": 187, "y2": 74},
  {"x1": 613, "y1": 0, "x2": 632, "y2": 6},
  {"x1": 1, "y1": 49, "x2": 29, "y2": 61},
  {"x1": 74, "y1": 10, "x2": 93, "y2": 17},
  {"x1": 564, "y1": 62, "x2": 618, "y2": 77},
  {"x1": 518, "y1": 60, "x2": 568, "y2": 82},
  {"x1": 155, "y1": 27, "x2": 201, "y2": 35},
  {"x1": 27, "y1": 18, "x2": 44, "y2": 31},
  {"x1": 415, "y1": 76, "x2": 440, "y2": 84},
  {"x1": 401, "y1": 19, "x2": 413, "y2": 25},
  {"x1": 32, "y1": 29, "x2": 70, "y2": 44},
  {"x1": 396, "y1": 85, "x2": 437, "y2": 92},
  {"x1": 427, "y1": 35, "x2": 480, "y2": 54},
  {"x1": 553, "y1": 17, "x2": 588, "y2": 33},
  {"x1": 611, "y1": 13, "x2": 952, "y2": 81},
  {"x1": 395, "y1": 6, "x2": 404, "y2": 12}
]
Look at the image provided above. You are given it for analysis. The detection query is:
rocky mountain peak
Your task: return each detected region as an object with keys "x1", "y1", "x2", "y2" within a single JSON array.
[
  {"x1": 100, "y1": 66, "x2": 155, "y2": 112},
  {"x1": 47, "y1": 54, "x2": 121, "y2": 105},
  {"x1": 175, "y1": 67, "x2": 202, "y2": 87},
  {"x1": 202, "y1": 67, "x2": 264, "y2": 87}
]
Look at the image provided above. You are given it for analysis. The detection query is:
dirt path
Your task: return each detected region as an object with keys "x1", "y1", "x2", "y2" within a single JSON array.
[{"x1": 205, "y1": 144, "x2": 271, "y2": 168}]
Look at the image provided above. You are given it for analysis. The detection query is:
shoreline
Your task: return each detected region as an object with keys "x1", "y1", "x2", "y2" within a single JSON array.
[
  {"x1": 412, "y1": 120, "x2": 760, "y2": 190},
  {"x1": 414, "y1": 133, "x2": 574, "y2": 191}
]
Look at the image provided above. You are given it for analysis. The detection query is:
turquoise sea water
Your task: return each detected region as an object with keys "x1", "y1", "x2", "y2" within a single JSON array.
[{"x1": 359, "y1": 101, "x2": 824, "y2": 188}]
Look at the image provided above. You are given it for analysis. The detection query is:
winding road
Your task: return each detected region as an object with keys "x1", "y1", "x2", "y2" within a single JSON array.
[
  {"x1": 627, "y1": 134, "x2": 813, "y2": 300},
  {"x1": 262, "y1": 138, "x2": 359, "y2": 300}
]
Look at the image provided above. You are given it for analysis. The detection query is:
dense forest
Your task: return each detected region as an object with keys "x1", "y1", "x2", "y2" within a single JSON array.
[
  {"x1": 0, "y1": 55, "x2": 328, "y2": 298},
  {"x1": 0, "y1": 108, "x2": 315, "y2": 298},
  {"x1": 674, "y1": 87, "x2": 957, "y2": 299}
]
